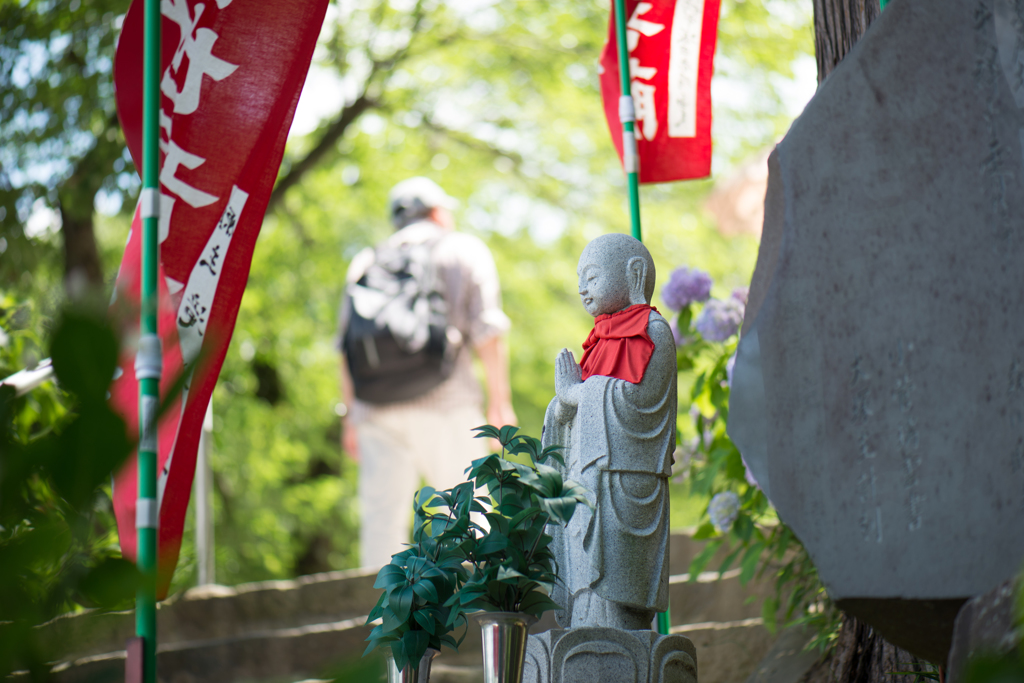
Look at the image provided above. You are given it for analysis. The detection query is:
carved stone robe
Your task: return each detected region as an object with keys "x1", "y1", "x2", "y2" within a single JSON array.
[{"x1": 543, "y1": 310, "x2": 677, "y2": 626}]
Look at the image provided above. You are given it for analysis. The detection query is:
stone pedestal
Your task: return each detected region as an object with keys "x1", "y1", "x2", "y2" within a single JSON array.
[{"x1": 523, "y1": 628, "x2": 697, "y2": 683}]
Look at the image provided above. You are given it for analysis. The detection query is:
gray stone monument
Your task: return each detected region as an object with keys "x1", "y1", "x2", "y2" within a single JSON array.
[
  {"x1": 524, "y1": 234, "x2": 697, "y2": 683},
  {"x1": 728, "y1": 0, "x2": 1024, "y2": 664}
]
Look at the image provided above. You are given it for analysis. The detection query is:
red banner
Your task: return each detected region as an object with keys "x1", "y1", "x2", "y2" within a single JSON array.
[
  {"x1": 111, "y1": 0, "x2": 327, "y2": 598},
  {"x1": 600, "y1": 0, "x2": 722, "y2": 183}
]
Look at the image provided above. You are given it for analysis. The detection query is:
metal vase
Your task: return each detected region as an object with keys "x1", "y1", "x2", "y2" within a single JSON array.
[
  {"x1": 476, "y1": 612, "x2": 538, "y2": 683},
  {"x1": 385, "y1": 646, "x2": 439, "y2": 683}
]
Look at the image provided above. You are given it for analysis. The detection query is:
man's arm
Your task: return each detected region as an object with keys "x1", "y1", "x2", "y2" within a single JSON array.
[
  {"x1": 474, "y1": 335, "x2": 517, "y2": 429},
  {"x1": 339, "y1": 353, "x2": 360, "y2": 462}
]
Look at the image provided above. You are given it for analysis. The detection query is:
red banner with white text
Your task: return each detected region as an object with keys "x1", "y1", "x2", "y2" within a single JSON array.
[
  {"x1": 599, "y1": 0, "x2": 722, "y2": 183},
  {"x1": 111, "y1": 0, "x2": 328, "y2": 598}
]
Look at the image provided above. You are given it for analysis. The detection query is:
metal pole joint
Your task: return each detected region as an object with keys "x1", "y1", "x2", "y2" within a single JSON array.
[
  {"x1": 135, "y1": 335, "x2": 163, "y2": 380},
  {"x1": 618, "y1": 95, "x2": 636, "y2": 123}
]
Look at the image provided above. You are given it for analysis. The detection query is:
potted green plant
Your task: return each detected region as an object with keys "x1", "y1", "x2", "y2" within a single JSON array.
[
  {"x1": 363, "y1": 486, "x2": 473, "y2": 683},
  {"x1": 426, "y1": 425, "x2": 591, "y2": 683}
]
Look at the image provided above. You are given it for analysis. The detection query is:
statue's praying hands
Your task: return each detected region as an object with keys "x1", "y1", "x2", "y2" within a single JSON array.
[{"x1": 555, "y1": 348, "x2": 583, "y2": 410}]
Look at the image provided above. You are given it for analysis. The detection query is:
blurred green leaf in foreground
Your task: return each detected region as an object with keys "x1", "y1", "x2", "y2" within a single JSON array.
[{"x1": 0, "y1": 300, "x2": 139, "y2": 682}]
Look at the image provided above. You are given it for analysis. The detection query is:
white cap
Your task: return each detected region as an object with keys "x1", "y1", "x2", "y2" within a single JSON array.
[{"x1": 388, "y1": 177, "x2": 457, "y2": 228}]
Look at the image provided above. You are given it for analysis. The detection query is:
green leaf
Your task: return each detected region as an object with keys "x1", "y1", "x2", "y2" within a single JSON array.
[
  {"x1": 48, "y1": 404, "x2": 132, "y2": 510},
  {"x1": 374, "y1": 564, "x2": 407, "y2": 589},
  {"x1": 688, "y1": 539, "x2": 723, "y2": 579},
  {"x1": 539, "y1": 496, "x2": 577, "y2": 525},
  {"x1": 472, "y1": 425, "x2": 501, "y2": 440},
  {"x1": 732, "y1": 513, "x2": 754, "y2": 543},
  {"x1": 676, "y1": 352, "x2": 695, "y2": 371},
  {"x1": 367, "y1": 592, "x2": 387, "y2": 622},
  {"x1": 508, "y1": 506, "x2": 542, "y2": 529},
  {"x1": 723, "y1": 448, "x2": 746, "y2": 482},
  {"x1": 74, "y1": 557, "x2": 141, "y2": 610},
  {"x1": 496, "y1": 566, "x2": 525, "y2": 583},
  {"x1": 515, "y1": 435, "x2": 543, "y2": 462},
  {"x1": 739, "y1": 542, "x2": 765, "y2": 585},
  {"x1": 363, "y1": 639, "x2": 384, "y2": 658},
  {"x1": 50, "y1": 309, "x2": 119, "y2": 401},
  {"x1": 407, "y1": 556, "x2": 427, "y2": 578},
  {"x1": 518, "y1": 590, "x2": 560, "y2": 617},
  {"x1": 381, "y1": 607, "x2": 404, "y2": 634},
  {"x1": 476, "y1": 532, "x2": 509, "y2": 556},
  {"x1": 538, "y1": 444, "x2": 565, "y2": 466},
  {"x1": 390, "y1": 639, "x2": 408, "y2": 671},
  {"x1": 498, "y1": 425, "x2": 520, "y2": 445},
  {"x1": 691, "y1": 521, "x2": 717, "y2": 541},
  {"x1": 412, "y1": 609, "x2": 437, "y2": 634},
  {"x1": 392, "y1": 585, "x2": 416, "y2": 622},
  {"x1": 414, "y1": 486, "x2": 438, "y2": 510},
  {"x1": 691, "y1": 373, "x2": 707, "y2": 401},
  {"x1": 402, "y1": 629, "x2": 431, "y2": 667},
  {"x1": 411, "y1": 579, "x2": 439, "y2": 604},
  {"x1": 717, "y1": 544, "x2": 743, "y2": 575},
  {"x1": 365, "y1": 623, "x2": 386, "y2": 643},
  {"x1": 677, "y1": 306, "x2": 693, "y2": 334}
]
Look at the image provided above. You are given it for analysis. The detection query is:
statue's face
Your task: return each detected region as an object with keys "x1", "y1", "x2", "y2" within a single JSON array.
[{"x1": 578, "y1": 257, "x2": 631, "y2": 317}]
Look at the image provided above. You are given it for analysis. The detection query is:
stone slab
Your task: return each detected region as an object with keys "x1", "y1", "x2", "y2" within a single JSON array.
[
  {"x1": 26, "y1": 617, "x2": 378, "y2": 683},
  {"x1": 668, "y1": 569, "x2": 771, "y2": 627},
  {"x1": 38, "y1": 567, "x2": 379, "y2": 661},
  {"x1": 673, "y1": 619, "x2": 777, "y2": 683},
  {"x1": 729, "y1": 0, "x2": 1024, "y2": 662}
]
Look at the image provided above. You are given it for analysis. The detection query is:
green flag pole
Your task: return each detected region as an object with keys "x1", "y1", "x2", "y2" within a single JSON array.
[
  {"x1": 613, "y1": 0, "x2": 669, "y2": 635},
  {"x1": 613, "y1": 0, "x2": 642, "y2": 242},
  {"x1": 135, "y1": 1, "x2": 161, "y2": 681}
]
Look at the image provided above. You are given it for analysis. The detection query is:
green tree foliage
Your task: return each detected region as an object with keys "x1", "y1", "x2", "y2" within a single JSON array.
[
  {"x1": 0, "y1": 0, "x2": 135, "y2": 293},
  {"x1": 2, "y1": 0, "x2": 813, "y2": 589}
]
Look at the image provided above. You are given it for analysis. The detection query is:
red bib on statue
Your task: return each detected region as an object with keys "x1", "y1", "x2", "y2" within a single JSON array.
[{"x1": 580, "y1": 304, "x2": 657, "y2": 384}]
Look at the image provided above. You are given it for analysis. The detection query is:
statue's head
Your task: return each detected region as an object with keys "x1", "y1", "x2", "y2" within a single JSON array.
[{"x1": 577, "y1": 233, "x2": 656, "y2": 317}]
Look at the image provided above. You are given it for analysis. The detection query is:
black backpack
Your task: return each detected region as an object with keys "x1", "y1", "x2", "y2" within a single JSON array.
[{"x1": 342, "y1": 230, "x2": 461, "y2": 404}]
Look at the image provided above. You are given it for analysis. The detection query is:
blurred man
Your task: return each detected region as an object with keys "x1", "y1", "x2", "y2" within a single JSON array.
[{"x1": 337, "y1": 177, "x2": 515, "y2": 567}]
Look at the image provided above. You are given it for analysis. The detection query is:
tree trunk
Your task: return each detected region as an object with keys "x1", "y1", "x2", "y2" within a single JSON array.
[
  {"x1": 59, "y1": 205, "x2": 104, "y2": 295},
  {"x1": 824, "y1": 614, "x2": 936, "y2": 683},
  {"x1": 58, "y1": 116, "x2": 122, "y2": 296},
  {"x1": 813, "y1": 0, "x2": 882, "y2": 83}
]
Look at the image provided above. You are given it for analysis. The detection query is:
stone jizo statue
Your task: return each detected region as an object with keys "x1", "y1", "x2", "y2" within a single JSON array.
[
  {"x1": 543, "y1": 232, "x2": 678, "y2": 631},
  {"x1": 525, "y1": 234, "x2": 693, "y2": 683}
]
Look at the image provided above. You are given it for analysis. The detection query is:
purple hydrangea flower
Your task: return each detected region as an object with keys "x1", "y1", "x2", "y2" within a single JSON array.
[
  {"x1": 695, "y1": 298, "x2": 744, "y2": 342},
  {"x1": 731, "y1": 287, "x2": 749, "y2": 305},
  {"x1": 708, "y1": 491, "x2": 741, "y2": 532},
  {"x1": 662, "y1": 267, "x2": 713, "y2": 311}
]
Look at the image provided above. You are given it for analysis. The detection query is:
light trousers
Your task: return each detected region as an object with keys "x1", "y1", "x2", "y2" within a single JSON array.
[{"x1": 357, "y1": 404, "x2": 488, "y2": 567}]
